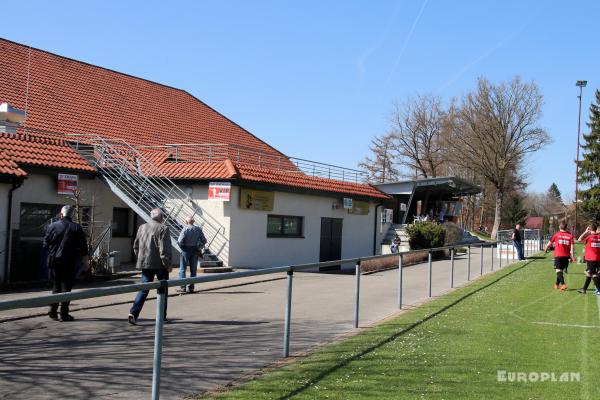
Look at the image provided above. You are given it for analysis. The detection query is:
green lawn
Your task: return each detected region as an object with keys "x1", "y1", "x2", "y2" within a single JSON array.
[{"x1": 202, "y1": 252, "x2": 600, "y2": 399}]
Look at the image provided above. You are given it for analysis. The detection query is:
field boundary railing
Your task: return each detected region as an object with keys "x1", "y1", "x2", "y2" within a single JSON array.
[{"x1": 0, "y1": 240, "x2": 536, "y2": 400}]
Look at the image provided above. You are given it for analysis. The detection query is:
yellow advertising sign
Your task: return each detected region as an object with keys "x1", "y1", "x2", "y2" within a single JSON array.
[
  {"x1": 240, "y1": 188, "x2": 275, "y2": 211},
  {"x1": 348, "y1": 200, "x2": 370, "y2": 215}
]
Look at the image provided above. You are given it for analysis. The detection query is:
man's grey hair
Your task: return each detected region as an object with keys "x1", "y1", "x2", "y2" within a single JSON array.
[
  {"x1": 61, "y1": 205, "x2": 75, "y2": 219},
  {"x1": 150, "y1": 208, "x2": 164, "y2": 222},
  {"x1": 185, "y1": 216, "x2": 195, "y2": 224}
]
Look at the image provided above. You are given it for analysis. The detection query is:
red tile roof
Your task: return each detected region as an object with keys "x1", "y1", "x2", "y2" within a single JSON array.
[
  {"x1": 236, "y1": 164, "x2": 388, "y2": 199},
  {"x1": 0, "y1": 38, "x2": 388, "y2": 200},
  {"x1": 525, "y1": 216, "x2": 543, "y2": 229},
  {"x1": 0, "y1": 38, "x2": 282, "y2": 153},
  {"x1": 0, "y1": 150, "x2": 26, "y2": 178},
  {"x1": 0, "y1": 132, "x2": 94, "y2": 173}
]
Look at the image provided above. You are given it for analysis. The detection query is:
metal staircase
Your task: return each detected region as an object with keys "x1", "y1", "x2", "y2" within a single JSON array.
[{"x1": 66, "y1": 134, "x2": 227, "y2": 267}]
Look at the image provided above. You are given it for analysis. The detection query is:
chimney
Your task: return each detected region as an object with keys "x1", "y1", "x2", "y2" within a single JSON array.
[{"x1": 0, "y1": 103, "x2": 26, "y2": 134}]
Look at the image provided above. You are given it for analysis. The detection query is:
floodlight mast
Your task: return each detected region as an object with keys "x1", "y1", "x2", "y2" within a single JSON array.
[{"x1": 575, "y1": 80, "x2": 587, "y2": 235}]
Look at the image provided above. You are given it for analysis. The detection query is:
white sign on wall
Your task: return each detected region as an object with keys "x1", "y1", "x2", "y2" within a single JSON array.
[
  {"x1": 208, "y1": 182, "x2": 231, "y2": 201},
  {"x1": 385, "y1": 209, "x2": 394, "y2": 223},
  {"x1": 343, "y1": 198, "x2": 353, "y2": 209},
  {"x1": 57, "y1": 174, "x2": 78, "y2": 195}
]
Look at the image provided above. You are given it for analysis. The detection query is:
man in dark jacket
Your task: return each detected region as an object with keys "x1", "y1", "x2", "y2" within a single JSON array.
[
  {"x1": 128, "y1": 208, "x2": 172, "y2": 325},
  {"x1": 43, "y1": 205, "x2": 88, "y2": 321}
]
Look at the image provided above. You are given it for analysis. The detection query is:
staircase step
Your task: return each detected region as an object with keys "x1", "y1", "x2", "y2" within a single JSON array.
[{"x1": 198, "y1": 266, "x2": 232, "y2": 273}]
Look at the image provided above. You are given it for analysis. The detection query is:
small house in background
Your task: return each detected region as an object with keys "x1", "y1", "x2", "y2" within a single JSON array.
[{"x1": 524, "y1": 216, "x2": 543, "y2": 230}]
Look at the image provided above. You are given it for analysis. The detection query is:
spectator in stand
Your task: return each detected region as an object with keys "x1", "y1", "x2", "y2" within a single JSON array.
[
  {"x1": 390, "y1": 234, "x2": 401, "y2": 253},
  {"x1": 43, "y1": 205, "x2": 89, "y2": 322}
]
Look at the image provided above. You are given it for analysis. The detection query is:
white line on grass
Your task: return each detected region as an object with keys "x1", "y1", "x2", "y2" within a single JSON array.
[
  {"x1": 597, "y1": 295, "x2": 600, "y2": 322},
  {"x1": 532, "y1": 321, "x2": 600, "y2": 329}
]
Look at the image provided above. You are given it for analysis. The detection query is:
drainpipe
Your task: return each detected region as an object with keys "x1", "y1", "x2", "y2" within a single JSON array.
[
  {"x1": 372, "y1": 203, "x2": 383, "y2": 255},
  {"x1": 4, "y1": 180, "x2": 23, "y2": 285}
]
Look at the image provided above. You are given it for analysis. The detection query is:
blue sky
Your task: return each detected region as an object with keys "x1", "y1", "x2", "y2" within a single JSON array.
[{"x1": 1, "y1": 1, "x2": 598, "y2": 198}]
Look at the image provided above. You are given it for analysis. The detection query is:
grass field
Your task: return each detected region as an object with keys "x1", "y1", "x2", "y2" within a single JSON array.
[{"x1": 201, "y1": 250, "x2": 600, "y2": 400}]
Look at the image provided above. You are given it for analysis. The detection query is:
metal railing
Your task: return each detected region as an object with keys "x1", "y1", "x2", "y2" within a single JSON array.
[
  {"x1": 141, "y1": 143, "x2": 370, "y2": 183},
  {"x1": 66, "y1": 134, "x2": 229, "y2": 262},
  {"x1": 0, "y1": 240, "x2": 532, "y2": 399}
]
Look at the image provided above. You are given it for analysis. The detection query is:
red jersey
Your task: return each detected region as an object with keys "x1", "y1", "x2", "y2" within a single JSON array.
[
  {"x1": 584, "y1": 233, "x2": 600, "y2": 261},
  {"x1": 550, "y1": 231, "x2": 574, "y2": 258}
]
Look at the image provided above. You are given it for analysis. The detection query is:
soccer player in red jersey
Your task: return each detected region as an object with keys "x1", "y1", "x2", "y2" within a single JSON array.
[
  {"x1": 577, "y1": 223, "x2": 600, "y2": 294},
  {"x1": 544, "y1": 221, "x2": 575, "y2": 291}
]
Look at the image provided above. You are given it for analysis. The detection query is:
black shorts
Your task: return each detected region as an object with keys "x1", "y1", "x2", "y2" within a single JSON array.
[
  {"x1": 586, "y1": 261, "x2": 600, "y2": 274},
  {"x1": 554, "y1": 257, "x2": 570, "y2": 270}
]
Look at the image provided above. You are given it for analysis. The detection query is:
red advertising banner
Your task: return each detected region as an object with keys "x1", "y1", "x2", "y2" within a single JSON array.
[
  {"x1": 58, "y1": 174, "x2": 78, "y2": 195},
  {"x1": 208, "y1": 182, "x2": 231, "y2": 201}
]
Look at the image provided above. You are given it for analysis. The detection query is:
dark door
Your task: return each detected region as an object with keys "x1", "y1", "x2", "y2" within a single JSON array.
[{"x1": 320, "y1": 218, "x2": 343, "y2": 270}]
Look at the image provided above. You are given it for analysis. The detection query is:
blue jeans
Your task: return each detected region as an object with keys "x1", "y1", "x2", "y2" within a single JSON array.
[
  {"x1": 130, "y1": 269, "x2": 169, "y2": 319},
  {"x1": 514, "y1": 240, "x2": 525, "y2": 260},
  {"x1": 179, "y1": 246, "x2": 198, "y2": 290}
]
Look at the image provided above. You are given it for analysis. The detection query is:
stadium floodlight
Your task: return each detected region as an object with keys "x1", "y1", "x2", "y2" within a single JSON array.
[{"x1": 574, "y1": 80, "x2": 587, "y2": 235}]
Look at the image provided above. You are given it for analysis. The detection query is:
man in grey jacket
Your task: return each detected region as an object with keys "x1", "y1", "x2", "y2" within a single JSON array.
[
  {"x1": 177, "y1": 216, "x2": 207, "y2": 293},
  {"x1": 128, "y1": 208, "x2": 172, "y2": 325}
]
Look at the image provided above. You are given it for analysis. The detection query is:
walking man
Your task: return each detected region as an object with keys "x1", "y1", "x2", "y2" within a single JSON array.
[
  {"x1": 512, "y1": 223, "x2": 525, "y2": 261},
  {"x1": 577, "y1": 223, "x2": 600, "y2": 294},
  {"x1": 43, "y1": 205, "x2": 88, "y2": 321},
  {"x1": 544, "y1": 221, "x2": 575, "y2": 291},
  {"x1": 177, "y1": 216, "x2": 207, "y2": 293},
  {"x1": 128, "y1": 208, "x2": 172, "y2": 325}
]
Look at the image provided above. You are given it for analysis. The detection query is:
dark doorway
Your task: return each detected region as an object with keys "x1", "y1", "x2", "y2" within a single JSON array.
[{"x1": 319, "y1": 217, "x2": 343, "y2": 271}]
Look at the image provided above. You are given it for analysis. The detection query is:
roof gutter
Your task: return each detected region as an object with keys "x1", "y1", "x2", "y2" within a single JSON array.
[{"x1": 4, "y1": 179, "x2": 23, "y2": 286}]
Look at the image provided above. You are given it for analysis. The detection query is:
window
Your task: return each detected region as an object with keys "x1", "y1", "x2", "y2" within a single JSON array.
[
  {"x1": 267, "y1": 215, "x2": 303, "y2": 238},
  {"x1": 19, "y1": 203, "x2": 63, "y2": 237},
  {"x1": 112, "y1": 208, "x2": 131, "y2": 237}
]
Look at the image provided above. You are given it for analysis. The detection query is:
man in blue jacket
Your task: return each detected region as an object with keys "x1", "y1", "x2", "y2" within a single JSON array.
[
  {"x1": 43, "y1": 205, "x2": 88, "y2": 321},
  {"x1": 176, "y1": 216, "x2": 207, "y2": 293}
]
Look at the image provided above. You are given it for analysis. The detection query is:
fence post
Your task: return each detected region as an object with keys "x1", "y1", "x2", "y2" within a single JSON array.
[
  {"x1": 479, "y1": 244, "x2": 484, "y2": 276},
  {"x1": 506, "y1": 241, "x2": 509, "y2": 265},
  {"x1": 151, "y1": 284, "x2": 167, "y2": 400},
  {"x1": 512, "y1": 241, "x2": 515, "y2": 263},
  {"x1": 354, "y1": 262, "x2": 361, "y2": 328},
  {"x1": 491, "y1": 244, "x2": 494, "y2": 271},
  {"x1": 498, "y1": 242, "x2": 502, "y2": 268},
  {"x1": 467, "y1": 246, "x2": 471, "y2": 281},
  {"x1": 398, "y1": 254, "x2": 403, "y2": 309},
  {"x1": 428, "y1": 250, "x2": 433, "y2": 297},
  {"x1": 283, "y1": 270, "x2": 294, "y2": 358},
  {"x1": 450, "y1": 248, "x2": 455, "y2": 288}
]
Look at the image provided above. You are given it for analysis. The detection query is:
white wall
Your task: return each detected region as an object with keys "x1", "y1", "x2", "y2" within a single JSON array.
[
  {"x1": 183, "y1": 183, "x2": 232, "y2": 266},
  {"x1": 8, "y1": 173, "x2": 136, "y2": 269},
  {"x1": 227, "y1": 186, "x2": 377, "y2": 269},
  {"x1": 0, "y1": 183, "x2": 10, "y2": 283}
]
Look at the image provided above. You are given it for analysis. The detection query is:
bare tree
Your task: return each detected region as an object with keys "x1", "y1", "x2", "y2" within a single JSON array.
[
  {"x1": 448, "y1": 77, "x2": 551, "y2": 237},
  {"x1": 389, "y1": 95, "x2": 448, "y2": 178},
  {"x1": 358, "y1": 133, "x2": 399, "y2": 183}
]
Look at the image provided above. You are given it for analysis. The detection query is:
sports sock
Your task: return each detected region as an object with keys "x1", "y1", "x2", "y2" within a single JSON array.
[
  {"x1": 556, "y1": 275, "x2": 560, "y2": 285},
  {"x1": 583, "y1": 276, "x2": 592, "y2": 290},
  {"x1": 593, "y1": 276, "x2": 600, "y2": 291},
  {"x1": 557, "y1": 271, "x2": 564, "y2": 285}
]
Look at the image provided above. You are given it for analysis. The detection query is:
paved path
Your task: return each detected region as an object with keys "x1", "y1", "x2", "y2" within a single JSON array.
[{"x1": 0, "y1": 247, "x2": 523, "y2": 399}]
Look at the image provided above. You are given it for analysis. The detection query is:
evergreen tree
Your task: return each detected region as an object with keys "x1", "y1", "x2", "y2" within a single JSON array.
[
  {"x1": 579, "y1": 90, "x2": 600, "y2": 221},
  {"x1": 541, "y1": 215, "x2": 550, "y2": 236},
  {"x1": 358, "y1": 133, "x2": 400, "y2": 183},
  {"x1": 547, "y1": 183, "x2": 562, "y2": 204},
  {"x1": 503, "y1": 194, "x2": 528, "y2": 226}
]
